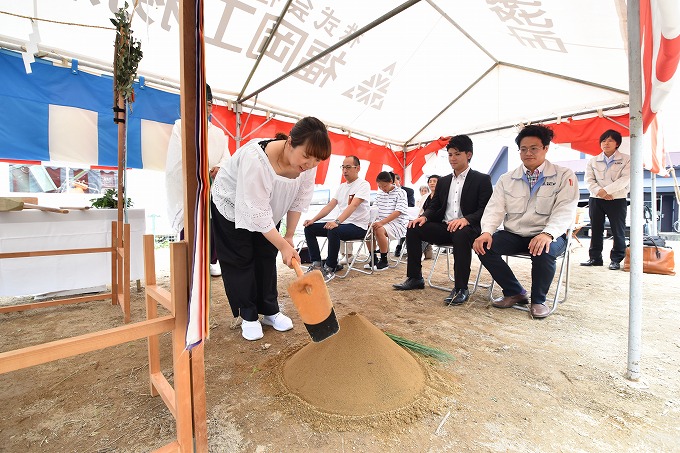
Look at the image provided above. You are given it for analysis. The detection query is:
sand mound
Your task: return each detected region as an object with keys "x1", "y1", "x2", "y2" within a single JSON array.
[{"x1": 282, "y1": 312, "x2": 426, "y2": 416}]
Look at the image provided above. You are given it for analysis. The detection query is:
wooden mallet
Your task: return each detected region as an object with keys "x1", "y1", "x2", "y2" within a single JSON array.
[{"x1": 287, "y1": 258, "x2": 339, "y2": 342}]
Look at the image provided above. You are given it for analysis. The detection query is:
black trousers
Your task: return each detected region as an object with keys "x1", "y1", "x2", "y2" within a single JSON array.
[
  {"x1": 405, "y1": 221, "x2": 476, "y2": 290},
  {"x1": 477, "y1": 230, "x2": 567, "y2": 304},
  {"x1": 588, "y1": 197, "x2": 627, "y2": 263},
  {"x1": 303, "y1": 222, "x2": 367, "y2": 268},
  {"x1": 210, "y1": 201, "x2": 279, "y2": 321}
]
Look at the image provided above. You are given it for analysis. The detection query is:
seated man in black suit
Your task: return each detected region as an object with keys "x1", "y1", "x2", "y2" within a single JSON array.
[{"x1": 393, "y1": 135, "x2": 493, "y2": 305}]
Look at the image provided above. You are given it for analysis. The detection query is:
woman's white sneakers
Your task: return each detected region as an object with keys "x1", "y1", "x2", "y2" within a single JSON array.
[
  {"x1": 241, "y1": 320, "x2": 264, "y2": 341},
  {"x1": 209, "y1": 262, "x2": 222, "y2": 277},
  {"x1": 241, "y1": 313, "x2": 293, "y2": 340},
  {"x1": 261, "y1": 312, "x2": 294, "y2": 331}
]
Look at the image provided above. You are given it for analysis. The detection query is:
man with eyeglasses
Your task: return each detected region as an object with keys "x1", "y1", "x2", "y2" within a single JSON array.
[
  {"x1": 166, "y1": 84, "x2": 230, "y2": 277},
  {"x1": 473, "y1": 124, "x2": 578, "y2": 319},
  {"x1": 302, "y1": 155, "x2": 371, "y2": 281}
]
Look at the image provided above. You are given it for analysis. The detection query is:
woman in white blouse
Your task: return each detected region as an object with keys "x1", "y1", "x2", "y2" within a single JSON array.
[{"x1": 211, "y1": 117, "x2": 332, "y2": 341}]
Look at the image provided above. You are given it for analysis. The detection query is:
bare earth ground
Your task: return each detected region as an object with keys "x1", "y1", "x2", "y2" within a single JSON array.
[{"x1": 1, "y1": 238, "x2": 679, "y2": 452}]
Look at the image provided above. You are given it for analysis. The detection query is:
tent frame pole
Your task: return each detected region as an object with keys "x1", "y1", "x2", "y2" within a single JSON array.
[{"x1": 626, "y1": 0, "x2": 643, "y2": 382}]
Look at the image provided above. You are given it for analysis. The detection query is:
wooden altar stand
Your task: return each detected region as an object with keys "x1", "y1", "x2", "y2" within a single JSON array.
[
  {"x1": 0, "y1": 220, "x2": 132, "y2": 323},
  {"x1": 0, "y1": 235, "x2": 201, "y2": 452}
]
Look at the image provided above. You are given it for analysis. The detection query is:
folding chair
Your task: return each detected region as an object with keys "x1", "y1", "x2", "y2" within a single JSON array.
[
  {"x1": 336, "y1": 227, "x2": 375, "y2": 278},
  {"x1": 388, "y1": 237, "x2": 408, "y2": 268},
  {"x1": 485, "y1": 227, "x2": 574, "y2": 316},
  {"x1": 426, "y1": 244, "x2": 487, "y2": 295},
  {"x1": 295, "y1": 237, "x2": 328, "y2": 262},
  {"x1": 295, "y1": 236, "x2": 336, "y2": 282}
]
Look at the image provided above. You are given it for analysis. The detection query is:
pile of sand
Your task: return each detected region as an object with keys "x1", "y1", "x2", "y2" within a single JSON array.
[{"x1": 282, "y1": 312, "x2": 426, "y2": 416}]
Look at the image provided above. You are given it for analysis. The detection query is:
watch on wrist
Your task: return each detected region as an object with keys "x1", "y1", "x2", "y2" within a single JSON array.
[
  {"x1": 543, "y1": 232, "x2": 554, "y2": 240},
  {"x1": 334, "y1": 219, "x2": 342, "y2": 224}
]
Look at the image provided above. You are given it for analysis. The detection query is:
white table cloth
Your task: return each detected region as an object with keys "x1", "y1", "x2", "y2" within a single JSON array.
[{"x1": 0, "y1": 209, "x2": 145, "y2": 297}]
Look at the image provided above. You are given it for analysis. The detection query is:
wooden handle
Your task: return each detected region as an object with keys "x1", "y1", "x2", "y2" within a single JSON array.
[
  {"x1": 23, "y1": 203, "x2": 69, "y2": 214},
  {"x1": 291, "y1": 258, "x2": 304, "y2": 277}
]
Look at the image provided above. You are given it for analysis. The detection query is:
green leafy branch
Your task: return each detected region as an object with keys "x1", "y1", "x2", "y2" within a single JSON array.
[
  {"x1": 111, "y1": 2, "x2": 143, "y2": 103},
  {"x1": 90, "y1": 188, "x2": 133, "y2": 209},
  {"x1": 385, "y1": 332, "x2": 455, "y2": 362}
]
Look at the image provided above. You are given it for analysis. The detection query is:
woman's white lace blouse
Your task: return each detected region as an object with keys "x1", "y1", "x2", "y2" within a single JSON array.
[{"x1": 211, "y1": 138, "x2": 316, "y2": 233}]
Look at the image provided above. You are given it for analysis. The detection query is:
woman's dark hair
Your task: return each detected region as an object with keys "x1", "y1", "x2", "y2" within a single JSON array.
[
  {"x1": 289, "y1": 116, "x2": 332, "y2": 160},
  {"x1": 427, "y1": 174, "x2": 440, "y2": 184},
  {"x1": 515, "y1": 124, "x2": 554, "y2": 147},
  {"x1": 377, "y1": 171, "x2": 394, "y2": 183},
  {"x1": 599, "y1": 129, "x2": 622, "y2": 148},
  {"x1": 274, "y1": 132, "x2": 288, "y2": 140}
]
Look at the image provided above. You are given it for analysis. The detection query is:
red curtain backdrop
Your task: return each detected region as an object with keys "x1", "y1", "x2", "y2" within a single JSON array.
[
  {"x1": 406, "y1": 137, "x2": 451, "y2": 184},
  {"x1": 550, "y1": 115, "x2": 630, "y2": 156},
  {"x1": 210, "y1": 106, "x2": 402, "y2": 187}
]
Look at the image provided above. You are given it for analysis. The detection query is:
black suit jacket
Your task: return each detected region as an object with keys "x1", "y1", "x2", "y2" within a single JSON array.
[
  {"x1": 401, "y1": 186, "x2": 416, "y2": 207},
  {"x1": 422, "y1": 169, "x2": 493, "y2": 233}
]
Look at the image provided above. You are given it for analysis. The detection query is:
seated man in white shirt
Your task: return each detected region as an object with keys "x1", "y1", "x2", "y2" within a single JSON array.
[
  {"x1": 303, "y1": 155, "x2": 371, "y2": 280},
  {"x1": 165, "y1": 84, "x2": 230, "y2": 276}
]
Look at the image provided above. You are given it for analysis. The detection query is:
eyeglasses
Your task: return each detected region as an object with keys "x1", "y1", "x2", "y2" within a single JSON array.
[
  {"x1": 518, "y1": 145, "x2": 545, "y2": 154},
  {"x1": 340, "y1": 165, "x2": 358, "y2": 170}
]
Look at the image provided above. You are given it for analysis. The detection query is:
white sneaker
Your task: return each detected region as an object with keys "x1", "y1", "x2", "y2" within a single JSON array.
[
  {"x1": 209, "y1": 262, "x2": 221, "y2": 277},
  {"x1": 241, "y1": 319, "x2": 263, "y2": 340},
  {"x1": 261, "y1": 312, "x2": 294, "y2": 332},
  {"x1": 339, "y1": 254, "x2": 354, "y2": 265}
]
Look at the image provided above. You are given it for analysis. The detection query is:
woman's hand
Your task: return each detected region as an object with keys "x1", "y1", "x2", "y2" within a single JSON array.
[{"x1": 281, "y1": 242, "x2": 301, "y2": 268}]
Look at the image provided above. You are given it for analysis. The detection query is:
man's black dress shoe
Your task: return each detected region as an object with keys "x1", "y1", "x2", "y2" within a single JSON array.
[
  {"x1": 580, "y1": 258, "x2": 604, "y2": 266},
  {"x1": 393, "y1": 277, "x2": 425, "y2": 290},
  {"x1": 445, "y1": 288, "x2": 469, "y2": 305},
  {"x1": 608, "y1": 261, "x2": 621, "y2": 270}
]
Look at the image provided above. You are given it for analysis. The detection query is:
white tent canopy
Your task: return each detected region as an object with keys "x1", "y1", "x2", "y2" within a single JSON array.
[{"x1": 0, "y1": 0, "x2": 631, "y2": 146}]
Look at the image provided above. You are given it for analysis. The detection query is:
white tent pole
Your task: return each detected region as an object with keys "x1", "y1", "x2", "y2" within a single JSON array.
[
  {"x1": 651, "y1": 173, "x2": 657, "y2": 234},
  {"x1": 235, "y1": 102, "x2": 242, "y2": 149},
  {"x1": 626, "y1": 0, "x2": 643, "y2": 382},
  {"x1": 402, "y1": 144, "x2": 408, "y2": 184},
  {"x1": 237, "y1": 0, "x2": 293, "y2": 100}
]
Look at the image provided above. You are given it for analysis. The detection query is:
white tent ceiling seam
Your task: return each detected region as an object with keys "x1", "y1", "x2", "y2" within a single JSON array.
[
  {"x1": 0, "y1": 0, "x2": 633, "y2": 145},
  {"x1": 239, "y1": 0, "x2": 423, "y2": 104}
]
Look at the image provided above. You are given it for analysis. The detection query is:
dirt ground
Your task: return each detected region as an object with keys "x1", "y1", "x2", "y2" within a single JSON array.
[{"x1": 1, "y1": 238, "x2": 679, "y2": 452}]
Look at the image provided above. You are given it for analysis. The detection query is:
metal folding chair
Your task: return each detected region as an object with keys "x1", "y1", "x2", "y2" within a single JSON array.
[
  {"x1": 426, "y1": 244, "x2": 487, "y2": 295},
  {"x1": 336, "y1": 227, "x2": 375, "y2": 278},
  {"x1": 388, "y1": 237, "x2": 408, "y2": 268},
  {"x1": 484, "y1": 227, "x2": 574, "y2": 316},
  {"x1": 295, "y1": 236, "x2": 336, "y2": 282}
]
